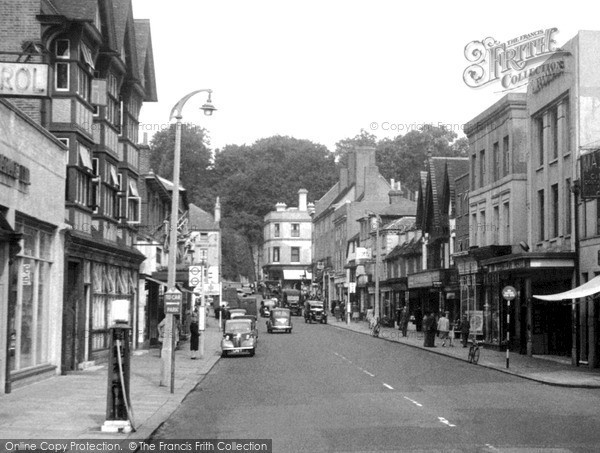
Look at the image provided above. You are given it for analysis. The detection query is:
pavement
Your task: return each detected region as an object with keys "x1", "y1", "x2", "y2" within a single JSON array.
[
  {"x1": 0, "y1": 315, "x2": 223, "y2": 444},
  {"x1": 328, "y1": 316, "x2": 600, "y2": 388}
]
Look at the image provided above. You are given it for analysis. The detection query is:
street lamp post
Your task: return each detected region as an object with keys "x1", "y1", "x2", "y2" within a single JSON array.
[
  {"x1": 369, "y1": 214, "x2": 381, "y2": 322},
  {"x1": 160, "y1": 89, "x2": 216, "y2": 390}
]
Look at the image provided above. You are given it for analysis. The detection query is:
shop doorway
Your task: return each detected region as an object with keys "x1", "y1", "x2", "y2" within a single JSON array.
[{"x1": 61, "y1": 261, "x2": 85, "y2": 373}]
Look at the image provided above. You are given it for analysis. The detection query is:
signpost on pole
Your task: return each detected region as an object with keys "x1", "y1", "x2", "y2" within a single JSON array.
[
  {"x1": 162, "y1": 288, "x2": 182, "y2": 393},
  {"x1": 502, "y1": 285, "x2": 517, "y2": 369}
]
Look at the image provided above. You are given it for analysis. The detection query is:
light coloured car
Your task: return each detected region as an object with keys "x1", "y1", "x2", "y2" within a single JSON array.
[
  {"x1": 221, "y1": 318, "x2": 257, "y2": 357},
  {"x1": 229, "y1": 308, "x2": 247, "y2": 319}
]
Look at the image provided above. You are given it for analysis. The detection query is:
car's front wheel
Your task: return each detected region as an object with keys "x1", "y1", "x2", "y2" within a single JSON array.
[
  {"x1": 249, "y1": 348, "x2": 255, "y2": 357},
  {"x1": 221, "y1": 351, "x2": 228, "y2": 358}
]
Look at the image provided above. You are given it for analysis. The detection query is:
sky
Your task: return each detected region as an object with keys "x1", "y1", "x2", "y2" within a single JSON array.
[{"x1": 131, "y1": 0, "x2": 597, "y2": 152}]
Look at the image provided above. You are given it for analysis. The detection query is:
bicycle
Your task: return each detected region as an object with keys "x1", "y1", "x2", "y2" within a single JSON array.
[{"x1": 467, "y1": 335, "x2": 481, "y2": 364}]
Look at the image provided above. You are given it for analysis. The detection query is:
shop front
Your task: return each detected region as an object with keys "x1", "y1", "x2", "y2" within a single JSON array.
[
  {"x1": 0, "y1": 100, "x2": 66, "y2": 393},
  {"x1": 482, "y1": 252, "x2": 575, "y2": 356}
]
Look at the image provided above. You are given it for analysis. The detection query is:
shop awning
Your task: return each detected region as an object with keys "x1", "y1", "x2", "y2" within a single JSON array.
[
  {"x1": 145, "y1": 276, "x2": 168, "y2": 287},
  {"x1": 533, "y1": 275, "x2": 600, "y2": 301},
  {"x1": 283, "y1": 269, "x2": 312, "y2": 280}
]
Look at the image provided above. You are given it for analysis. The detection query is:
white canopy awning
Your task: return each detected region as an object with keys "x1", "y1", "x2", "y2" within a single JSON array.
[
  {"x1": 283, "y1": 269, "x2": 312, "y2": 280},
  {"x1": 533, "y1": 275, "x2": 600, "y2": 301}
]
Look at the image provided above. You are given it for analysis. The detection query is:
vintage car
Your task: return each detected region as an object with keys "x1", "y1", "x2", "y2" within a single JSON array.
[
  {"x1": 221, "y1": 318, "x2": 257, "y2": 357},
  {"x1": 229, "y1": 308, "x2": 247, "y2": 319},
  {"x1": 266, "y1": 308, "x2": 292, "y2": 333},
  {"x1": 304, "y1": 300, "x2": 327, "y2": 324},
  {"x1": 282, "y1": 289, "x2": 302, "y2": 316}
]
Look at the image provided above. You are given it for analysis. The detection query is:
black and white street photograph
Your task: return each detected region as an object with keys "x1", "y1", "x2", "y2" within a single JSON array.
[{"x1": 2, "y1": 1, "x2": 600, "y2": 452}]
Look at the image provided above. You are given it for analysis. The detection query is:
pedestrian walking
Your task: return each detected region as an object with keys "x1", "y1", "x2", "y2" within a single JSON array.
[
  {"x1": 399, "y1": 306, "x2": 409, "y2": 337},
  {"x1": 423, "y1": 312, "x2": 437, "y2": 347},
  {"x1": 189, "y1": 310, "x2": 200, "y2": 359},
  {"x1": 437, "y1": 311, "x2": 450, "y2": 347},
  {"x1": 460, "y1": 313, "x2": 470, "y2": 347}
]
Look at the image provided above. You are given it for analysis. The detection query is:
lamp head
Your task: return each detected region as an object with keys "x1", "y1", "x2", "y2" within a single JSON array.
[{"x1": 201, "y1": 92, "x2": 216, "y2": 116}]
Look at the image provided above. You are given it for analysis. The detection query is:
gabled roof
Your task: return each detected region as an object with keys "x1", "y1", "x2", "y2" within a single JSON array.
[
  {"x1": 385, "y1": 237, "x2": 421, "y2": 260},
  {"x1": 419, "y1": 156, "x2": 468, "y2": 236},
  {"x1": 442, "y1": 158, "x2": 469, "y2": 213},
  {"x1": 134, "y1": 19, "x2": 158, "y2": 101},
  {"x1": 51, "y1": 0, "x2": 97, "y2": 20},
  {"x1": 188, "y1": 203, "x2": 219, "y2": 231}
]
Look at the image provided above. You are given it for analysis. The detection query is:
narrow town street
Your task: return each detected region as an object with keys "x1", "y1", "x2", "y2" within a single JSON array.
[{"x1": 151, "y1": 318, "x2": 600, "y2": 452}]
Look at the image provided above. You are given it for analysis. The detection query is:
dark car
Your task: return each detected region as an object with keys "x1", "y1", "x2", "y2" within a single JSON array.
[
  {"x1": 266, "y1": 308, "x2": 292, "y2": 334},
  {"x1": 304, "y1": 300, "x2": 327, "y2": 324},
  {"x1": 283, "y1": 289, "x2": 302, "y2": 316},
  {"x1": 221, "y1": 318, "x2": 257, "y2": 357}
]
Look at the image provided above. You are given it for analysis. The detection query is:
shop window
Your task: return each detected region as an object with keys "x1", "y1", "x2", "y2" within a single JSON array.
[
  {"x1": 91, "y1": 264, "x2": 135, "y2": 352},
  {"x1": 7, "y1": 219, "x2": 54, "y2": 373}
]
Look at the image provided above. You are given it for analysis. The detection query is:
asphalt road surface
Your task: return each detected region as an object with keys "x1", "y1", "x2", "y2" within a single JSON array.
[{"x1": 152, "y1": 317, "x2": 600, "y2": 452}]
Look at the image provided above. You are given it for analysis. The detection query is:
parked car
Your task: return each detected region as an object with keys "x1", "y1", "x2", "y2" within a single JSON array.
[
  {"x1": 221, "y1": 318, "x2": 257, "y2": 357},
  {"x1": 304, "y1": 300, "x2": 327, "y2": 324},
  {"x1": 266, "y1": 308, "x2": 292, "y2": 334}
]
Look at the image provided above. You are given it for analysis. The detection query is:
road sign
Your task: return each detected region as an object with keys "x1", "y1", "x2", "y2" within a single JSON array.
[
  {"x1": 502, "y1": 285, "x2": 517, "y2": 301},
  {"x1": 164, "y1": 288, "x2": 182, "y2": 315},
  {"x1": 188, "y1": 266, "x2": 202, "y2": 286}
]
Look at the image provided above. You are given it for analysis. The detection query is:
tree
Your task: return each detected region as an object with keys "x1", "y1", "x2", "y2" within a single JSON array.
[
  {"x1": 334, "y1": 129, "x2": 377, "y2": 166},
  {"x1": 147, "y1": 124, "x2": 212, "y2": 207},
  {"x1": 212, "y1": 135, "x2": 337, "y2": 245},
  {"x1": 375, "y1": 125, "x2": 467, "y2": 193}
]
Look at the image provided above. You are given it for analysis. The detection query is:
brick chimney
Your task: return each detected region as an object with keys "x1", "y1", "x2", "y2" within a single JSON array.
[
  {"x1": 298, "y1": 188, "x2": 308, "y2": 211},
  {"x1": 339, "y1": 168, "x2": 349, "y2": 193},
  {"x1": 354, "y1": 146, "x2": 376, "y2": 198},
  {"x1": 275, "y1": 202, "x2": 287, "y2": 212},
  {"x1": 138, "y1": 132, "x2": 152, "y2": 175}
]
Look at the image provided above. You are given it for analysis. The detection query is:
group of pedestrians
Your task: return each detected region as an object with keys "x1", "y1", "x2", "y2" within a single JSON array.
[{"x1": 395, "y1": 307, "x2": 471, "y2": 348}]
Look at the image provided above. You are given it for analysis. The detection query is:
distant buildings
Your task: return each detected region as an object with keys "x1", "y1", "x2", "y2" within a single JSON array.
[{"x1": 262, "y1": 189, "x2": 314, "y2": 295}]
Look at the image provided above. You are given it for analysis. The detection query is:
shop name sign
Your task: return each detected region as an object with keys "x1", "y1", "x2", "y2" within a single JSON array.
[
  {"x1": 0, "y1": 62, "x2": 49, "y2": 97},
  {"x1": 463, "y1": 28, "x2": 560, "y2": 91},
  {"x1": 0, "y1": 153, "x2": 30, "y2": 185},
  {"x1": 580, "y1": 149, "x2": 600, "y2": 199}
]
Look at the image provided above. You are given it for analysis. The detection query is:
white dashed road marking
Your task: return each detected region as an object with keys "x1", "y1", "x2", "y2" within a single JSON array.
[
  {"x1": 403, "y1": 396, "x2": 423, "y2": 407},
  {"x1": 332, "y1": 352, "x2": 459, "y2": 428},
  {"x1": 438, "y1": 417, "x2": 456, "y2": 427}
]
